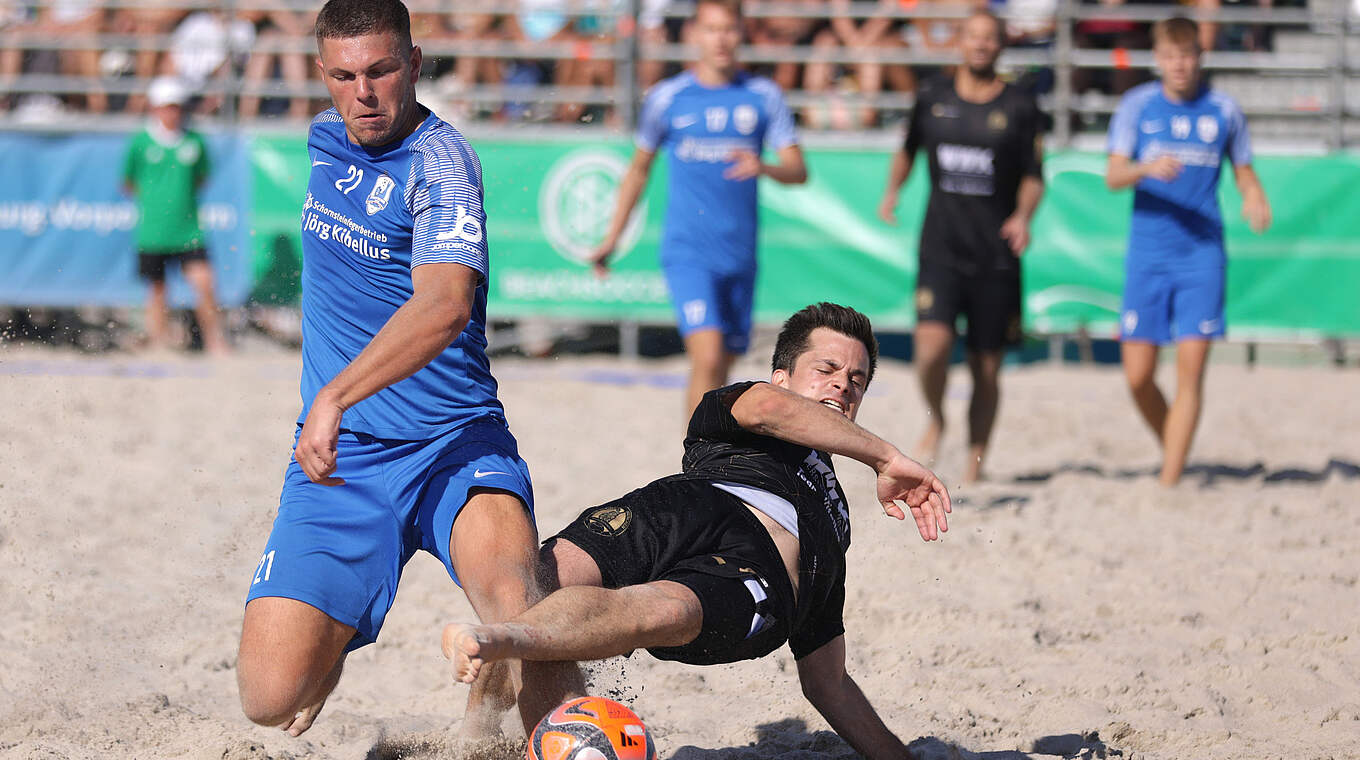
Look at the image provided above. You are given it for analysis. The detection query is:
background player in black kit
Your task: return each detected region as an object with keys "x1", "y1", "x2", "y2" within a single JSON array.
[
  {"x1": 878, "y1": 10, "x2": 1045, "y2": 483},
  {"x1": 443, "y1": 303, "x2": 951, "y2": 760}
]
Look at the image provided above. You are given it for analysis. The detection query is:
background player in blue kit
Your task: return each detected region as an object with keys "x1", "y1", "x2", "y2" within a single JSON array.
[
  {"x1": 236, "y1": 0, "x2": 578, "y2": 740},
  {"x1": 1106, "y1": 16, "x2": 1271, "y2": 486},
  {"x1": 590, "y1": 0, "x2": 808, "y2": 421}
]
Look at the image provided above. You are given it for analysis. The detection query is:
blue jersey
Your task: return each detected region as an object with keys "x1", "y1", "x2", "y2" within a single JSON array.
[
  {"x1": 1107, "y1": 81, "x2": 1252, "y2": 270},
  {"x1": 298, "y1": 108, "x2": 502, "y2": 439},
  {"x1": 637, "y1": 70, "x2": 798, "y2": 275}
]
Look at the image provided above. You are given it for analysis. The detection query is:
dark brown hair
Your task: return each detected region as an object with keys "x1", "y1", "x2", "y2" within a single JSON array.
[
  {"x1": 772, "y1": 303, "x2": 879, "y2": 387},
  {"x1": 1153, "y1": 16, "x2": 1200, "y2": 49}
]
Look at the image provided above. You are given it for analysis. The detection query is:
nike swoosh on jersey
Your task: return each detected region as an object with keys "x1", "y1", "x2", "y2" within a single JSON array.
[
  {"x1": 672, "y1": 115, "x2": 697, "y2": 129},
  {"x1": 1140, "y1": 121, "x2": 1162, "y2": 134},
  {"x1": 474, "y1": 469, "x2": 509, "y2": 478},
  {"x1": 312, "y1": 159, "x2": 332, "y2": 167}
]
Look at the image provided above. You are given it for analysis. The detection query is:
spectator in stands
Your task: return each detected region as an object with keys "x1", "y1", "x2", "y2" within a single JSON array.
[
  {"x1": 0, "y1": 0, "x2": 107, "y2": 113},
  {"x1": 119, "y1": 0, "x2": 187, "y2": 113},
  {"x1": 121, "y1": 77, "x2": 229, "y2": 355},
  {"x1": 167, "y1": 9, "x2": 256, "y2": 115},
  {"x1": 903, "y1": 0, "x2": 972, "y2": 61},
  {"x1": 804, "y1": 0, "x2": 915, "y2": 128},
  {"x1": 747, "y1": 0, "x2": 825, "y2": 93},
  {"x1": 1073, "y1": 0, "x2": 1150, "y2": 96},
  {"x1": 238, "y1": 4, "x2": 314, "y2": 120},
  {"x1": 639, "y1": 0, "x2": 682, "y2": 88},
  {"x1": 505, "y1": 0, "x2": 580, "y2": 121},
  {"x1": 564, "y1": 0, "x2": 622, "y2": 123},
  {"x1": 447, "y1": 4, "x2": 505, "y2": 115},
  {"x1": 997, "y1": 0, "x2": 1058, "y2": 93}
]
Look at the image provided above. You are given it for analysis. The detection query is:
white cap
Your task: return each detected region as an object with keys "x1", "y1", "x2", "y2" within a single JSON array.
[{"x1": 147, "y1": 76, "x2": 189, "y2": 107}]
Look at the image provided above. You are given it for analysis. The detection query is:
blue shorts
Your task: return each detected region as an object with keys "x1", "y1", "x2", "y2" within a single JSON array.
[
  {"x1": 1121, "y1": 266, "x2": 1225, "y2": 344},
  {"x1": 662, "y1": 263, "x2": 755, "y2": 355},
  {"x1": 245, "y1": 419, "x2": 534, "y2": 650}
]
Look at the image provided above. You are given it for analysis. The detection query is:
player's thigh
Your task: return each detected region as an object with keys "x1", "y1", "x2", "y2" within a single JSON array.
[
  {"x1": 914, "y1": 255, "x2": 963, "y2": 333},
  {"x1": 179, "y1": 250, "x2": 215, "y2": 289},
  {"x1": 960, "y1": 275, "x2": 1021, "y2": 353},
  {"x1": 646, "y1": 554, "x2": 791, "y2": 665},
  {"x1": 1169, "y1": 267, "x2": 1225, "y2": 342},
  {"x1": 1121, "y1": 267, "x2": 1173, "y2": 343},
  {"x1": 713, "y1": 270, "x2": 755, "y2": 356},
  {"x1": 539, "y1": 536, "x2": 605, "y2": 590},
  {"x1": 245, "y1": 437, "x2": 410, "y2": 652},
  {"x1": 662, "y1": 263, "x2": 724, "y2": 338},
  {"x1": 412, "y1": 421, "x2": 537, "y2": 611},
  {"x1": 1121, "y1": 340, "x2": 1160, "y2": 387}
]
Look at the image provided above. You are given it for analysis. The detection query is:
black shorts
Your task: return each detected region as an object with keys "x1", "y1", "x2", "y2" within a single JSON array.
[
  {"x1": 550, "y1": 477, "x2": 796, "y2": 666},
  {"x1": 915, "y1": 259, "x2": 1022, "y2": 352},
  {"x1": 138, "y1": 248, "x2": 208, "y2": 282}
]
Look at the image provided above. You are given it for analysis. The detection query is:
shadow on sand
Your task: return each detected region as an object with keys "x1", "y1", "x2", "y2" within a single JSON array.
[
  {"x1": 668, "y1": 718, "x2": 1121, "y2": 760},
  {"x1": 1011, "y1": 458, "x2": 1360, "y2": 487}
]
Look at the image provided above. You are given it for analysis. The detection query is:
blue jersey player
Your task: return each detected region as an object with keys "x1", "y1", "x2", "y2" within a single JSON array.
[
  {"x1": 236, "y1": 0, "x2": 579, "y2": 741},
  {"x1": 1106, "y1": 16, "x2": 1271, "y2": 486},
  {"x1": 590, "y1": 0, "x2": 807, "y2": 420}
]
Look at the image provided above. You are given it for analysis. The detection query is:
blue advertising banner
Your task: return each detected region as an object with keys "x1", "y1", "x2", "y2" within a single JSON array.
[{"x1": 0, "y1": 133, "x2": 251, "y2": 308}]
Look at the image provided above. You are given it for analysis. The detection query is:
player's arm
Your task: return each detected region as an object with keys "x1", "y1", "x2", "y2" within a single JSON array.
[
  {"x1": 1233, "y1": 163, "x2": 1271, "y2": 233},
  {"x1": 293, "y1": 262, "x2": 478, "y2": 485},
  {"x1": 797, "y1": 636, "x2": 912, "y2": 760},
  {"x1": 729, "y1": 383, "x2": 949, "y2": 540},
  {"x1": 877, "y1": 148, "x2": 915, "y2": 225},
  {"x1": 1105, "y1": 152, "x2": 1181, "y2": 190},
  {"x1": 1000, "y1": 106, "x2": 1046, "y2": 255},
  {"x1": 726, "y1": 143, "x2": 808, "y2": 184},
  {"x1": 589, "y1": 146, "x2": 656, "y2": 274}
]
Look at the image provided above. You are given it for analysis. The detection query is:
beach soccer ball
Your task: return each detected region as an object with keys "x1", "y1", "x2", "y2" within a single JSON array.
[{"x1": 526, "y1": 696, "x2": 656, "y2": 760}]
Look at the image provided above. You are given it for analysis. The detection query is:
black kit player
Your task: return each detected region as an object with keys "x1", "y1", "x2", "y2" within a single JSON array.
[
  {"x1": 443, "y1": 303, "x2": 952, "y2": 760},
  {"x1": 877, "y1": 10, "x2": 1046, "y2": 483}
]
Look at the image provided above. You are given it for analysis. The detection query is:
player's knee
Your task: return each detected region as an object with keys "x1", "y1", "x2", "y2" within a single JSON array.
[
  {"x1": 237, "y1": 670, "x2": 305, "y2": 727},
  {"x1": 635, "y1": 584, "x2": 703, "y2": 647}
]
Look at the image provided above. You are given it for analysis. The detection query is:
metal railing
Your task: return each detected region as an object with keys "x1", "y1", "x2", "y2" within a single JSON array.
[{"x1": 0, "y1": 0, "x2": 1356, "y2": 147}]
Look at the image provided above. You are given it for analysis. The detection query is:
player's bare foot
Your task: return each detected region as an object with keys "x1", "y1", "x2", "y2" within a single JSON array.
[
  {"x1": 280, "y1": 697, "x2": 327, "y2": 737},
  {"x1": 443, "y1": 623, "x2": 493, "y2": 684},
  {"x1": 914, "y1": 421, "x2": 943, "y2": 466}
]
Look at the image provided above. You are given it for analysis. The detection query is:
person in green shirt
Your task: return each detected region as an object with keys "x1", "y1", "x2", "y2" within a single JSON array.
[{"x1": 121, "y1": 76, "x2": 229, "y2": 355}]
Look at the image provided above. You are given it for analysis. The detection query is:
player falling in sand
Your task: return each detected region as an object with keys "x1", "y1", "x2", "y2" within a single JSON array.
[
  {"x1": 445, "y1": 303, "x2": 952, "y2": 760},
  {"x1": 1105, "y1": 16, "x2": 1271, "y2": 485}
]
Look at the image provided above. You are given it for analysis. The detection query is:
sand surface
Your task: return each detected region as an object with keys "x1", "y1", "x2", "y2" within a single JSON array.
[{"x1": 1, "y1": 342, "x2": 1356, "y2": 760}]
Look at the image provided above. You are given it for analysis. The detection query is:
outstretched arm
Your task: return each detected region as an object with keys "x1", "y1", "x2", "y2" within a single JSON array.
[
  {"x1": 797, "y1": 636, "x2": 911, "y2": 760},
  {"x1": 293, "y1": 262, "x2": 478, "y2": 485},
  {"x1": 730, "y1": 383, "x2": 950, "y2": 540}
]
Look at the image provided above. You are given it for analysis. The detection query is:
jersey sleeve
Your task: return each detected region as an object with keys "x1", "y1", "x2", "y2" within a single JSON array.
[
  {"x1": 789, "y1": 570, "x2": 846, "y2": 660},
  {"x1": 1107, "y1": 91, "x2": 1141, "y2": 158},
  {"x1": 761, "y1": 82, "x2": 798, "y2": 151},
  {"x1": 1019, "y1": 94, "x2": 1044, "y2": 179},
  {"x1": 636, "y1": 86, "x2": 669, "y2": 153},
  {"x1": 1222, "y1": 96, "x2": 1253, "y2": 167},
  {"x1": 408, "y1": 135, "x2": 489, "y2": 280},
  {"x1": 686, "y1": 381, "x2": 763, "y2": 443}
]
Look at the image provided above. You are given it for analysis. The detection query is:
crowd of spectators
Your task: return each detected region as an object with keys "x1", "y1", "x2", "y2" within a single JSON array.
[{"x1": 0, "y1": 0, "x2": 1295, "y2": 129}]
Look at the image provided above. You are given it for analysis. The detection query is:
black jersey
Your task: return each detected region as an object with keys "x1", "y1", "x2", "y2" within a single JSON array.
[
  {"x1": 678, "y1": 381, "x2": 850, "y2": 659},
  {"x1": 904, "y1": 75, "x2": 1044, "y2": 276}
]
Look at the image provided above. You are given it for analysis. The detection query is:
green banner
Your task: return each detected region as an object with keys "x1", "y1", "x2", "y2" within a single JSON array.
[{"x1": 249, "y1": 136, "x2": 1360, "y2": 338}]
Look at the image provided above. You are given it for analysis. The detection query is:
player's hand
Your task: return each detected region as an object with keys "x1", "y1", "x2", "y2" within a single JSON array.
[
  {"x1": 1242, "y1": 194, "x2": 1272, "y2": 234},
  {"x1": 586, "y1": 240, "x2": 616, "y2": 279},
  {"x1": 877, "y1": 191, "x2": 899, "y2": 225},
  {"x1": 1141, "y1": 155, "x2": 1182, "y2": 183},
  {"x1": 875, "y1": 451, "x2": 951, "y2": 541},
  {"x1": 723, "y1": 149, "x2": 763, "y2": 181},
  {"x1": 295, "y1": 393, "x2": 345, "y2": 486},
  {"x1": 1000, "y1": 213, "x2": 1031, "y2": 255}
]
